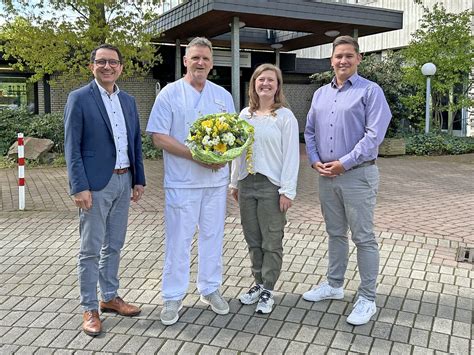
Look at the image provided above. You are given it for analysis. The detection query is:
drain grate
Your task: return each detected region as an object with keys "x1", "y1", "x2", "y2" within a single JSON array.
[{"x1": 456, "y1": 247, "x2": 473, "y2": 263}]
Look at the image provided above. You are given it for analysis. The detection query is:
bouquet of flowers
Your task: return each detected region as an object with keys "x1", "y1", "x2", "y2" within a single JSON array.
[{"x1": 185, "y1": 112, "x2": 254, "y2": 170}]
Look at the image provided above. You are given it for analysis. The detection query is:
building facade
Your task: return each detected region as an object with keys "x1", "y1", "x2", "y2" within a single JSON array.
[{"x1": 4, "y1": 0, "x2": 471, "y2": 136}]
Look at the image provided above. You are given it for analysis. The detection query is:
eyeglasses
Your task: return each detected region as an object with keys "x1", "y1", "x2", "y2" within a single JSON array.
[{"x1": 93, "y1": 59, "x2": 121, "y2": 68}]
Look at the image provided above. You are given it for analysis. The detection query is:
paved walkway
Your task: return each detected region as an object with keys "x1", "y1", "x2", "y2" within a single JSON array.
[{"x1": 0, "y1": 153, "x2": 473, "y2": 354}]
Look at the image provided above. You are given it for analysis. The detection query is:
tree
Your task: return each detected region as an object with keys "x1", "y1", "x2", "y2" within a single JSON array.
[
  {"x1": 402, "y1": 3, "x2": 474, "y2": 134},
  {"x1": 0, "y1": 1, "x2": 163, "y2": 85}
]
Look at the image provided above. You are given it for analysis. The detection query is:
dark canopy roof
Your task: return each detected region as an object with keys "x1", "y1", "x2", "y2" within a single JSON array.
[{"x1": 148, "y1": 0, "x2": 403, "y2": 52}]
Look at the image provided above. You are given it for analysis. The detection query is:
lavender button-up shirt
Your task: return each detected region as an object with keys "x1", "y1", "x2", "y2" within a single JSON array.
[{"x1": 304, "y1": 73, "x2": 392, "y2": 170}]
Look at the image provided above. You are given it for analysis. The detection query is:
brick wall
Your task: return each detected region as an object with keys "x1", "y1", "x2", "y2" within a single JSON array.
[
  {"x1": 45, "y1": 73, "x2": 158, "y2": 130},
  {"x1": 283, "y1": 83, "x2": 319, "y2": 133},
  {"x1": 40, "y1": 74, "x2": 319, "y2": 134}
]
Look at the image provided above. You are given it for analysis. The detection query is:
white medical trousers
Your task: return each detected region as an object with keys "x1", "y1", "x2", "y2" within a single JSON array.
[{"x1": 162, "y1": 185, "x2": 227, "y2": 301}]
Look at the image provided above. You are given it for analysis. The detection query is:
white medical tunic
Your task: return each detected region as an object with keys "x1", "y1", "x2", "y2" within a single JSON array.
[{"x1": 146, "y1": 79, "x2": 236, "y2": 188}]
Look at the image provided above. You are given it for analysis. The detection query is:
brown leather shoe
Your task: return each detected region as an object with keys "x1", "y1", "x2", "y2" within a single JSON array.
[
  {"x1": 83, "y1": 310, "x2": 101, "y2": 336},
  {"x1": 100, "y1": 297, "x2": 141, "y2": 316}
]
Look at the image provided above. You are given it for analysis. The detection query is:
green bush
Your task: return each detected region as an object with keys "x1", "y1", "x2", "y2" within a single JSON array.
[
  {"x1": 0, "y1": 155, "x2": 16, "y2": 168},
  {"x1": 52, "y1": 154, "x2": 67, "y2": 167},
  {"x1": 141, "y1": 132, "x2": 162, "y2": 160},
  {"x1": 406, "y1": 133, "x2": 474, "y2": 155},
  {"x1": 0, "y1": 108, "x2": 32, "y2": 156},
  {"x1": 0, "y1": 108, "x2": 64, "y2": 155},
  {"x1": 28, "y1": 113, "x2": 64, "y2": 153}
]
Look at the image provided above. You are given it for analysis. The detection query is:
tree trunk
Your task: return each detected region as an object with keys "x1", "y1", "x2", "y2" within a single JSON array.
[
  {"x1": 88, "y1": 1, "x2": 106, "y2": 44},
  {"x1": 447, "y1": 86, "x2": 454, "y2": 135},
  {"x1": 433, "y1": 96, "x2": 442, "y2": 132}
]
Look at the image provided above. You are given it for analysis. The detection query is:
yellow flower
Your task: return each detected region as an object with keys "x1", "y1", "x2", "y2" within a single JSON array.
[
  {"x1": 201, "y1": 120, "x2": 213, "y2": 129},
  {"x1": 190, "y1": 131, "x2": 202, "y2": 141},
  {"x1": 214, "y1": 142, "x2": 227, "y2": 153},
  {"x1": 216, "y1": 121, "x2": 229, "y2": 131}
]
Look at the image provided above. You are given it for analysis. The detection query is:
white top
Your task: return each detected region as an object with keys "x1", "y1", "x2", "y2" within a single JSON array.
[
  {"x1": 146, "y1": 78, "x2": 235, "y2": 188},
  {"x1": 230, "y1": 107, "x2": 300, "y2": 199},
  {"x1": 95, "y1": 79, "x2": 130, "y2": 169}
]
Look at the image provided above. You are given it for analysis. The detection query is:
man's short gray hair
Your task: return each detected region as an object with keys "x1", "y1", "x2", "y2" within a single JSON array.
[
  {"x1": 186, "y1": 37, "x2": 213, "y2": 56},
  {"x1": 332, "y1": 35, "x2": 360, "y2": 54}
]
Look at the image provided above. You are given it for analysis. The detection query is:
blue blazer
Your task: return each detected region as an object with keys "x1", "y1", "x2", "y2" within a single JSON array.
[{"x1": 64, "y1": 80, "x2": 146, "y2": 195}]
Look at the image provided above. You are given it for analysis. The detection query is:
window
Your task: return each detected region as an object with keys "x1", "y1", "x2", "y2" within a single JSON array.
[{"x1": 0, "y1": 75, "x2": 36, "y2": 112}]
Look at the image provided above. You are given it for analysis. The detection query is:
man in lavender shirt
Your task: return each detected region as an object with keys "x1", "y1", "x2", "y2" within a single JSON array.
[{"x1": 303, "y1": 35, "x2": 391, "y2": 326}]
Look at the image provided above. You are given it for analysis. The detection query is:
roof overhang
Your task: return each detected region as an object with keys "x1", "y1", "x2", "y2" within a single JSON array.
[{"x1": 148, "y1": 0, "x2": 403, "y2": 51}]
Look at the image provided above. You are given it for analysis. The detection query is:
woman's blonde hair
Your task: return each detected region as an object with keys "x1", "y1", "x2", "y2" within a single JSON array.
[{"x1": 248, "y1": 63, "x2": 287, "y2": 116}]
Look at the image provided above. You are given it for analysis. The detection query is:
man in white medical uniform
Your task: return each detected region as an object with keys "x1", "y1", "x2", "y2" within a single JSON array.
[{"x1": 147, "y1": 37, "x2": 236, "y2": 326}]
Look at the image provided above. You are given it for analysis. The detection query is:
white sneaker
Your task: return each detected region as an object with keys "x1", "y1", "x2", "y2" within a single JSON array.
[
  {"x1": 302, "y1": 281, "x2": 344, "y2": 302},
  {"x1": 160, "y1": 300, "x2": 183, "y2": 326},
  {"x1": 239, "y1": 284, "x2": 263, "y2": 305},
  {"x1": 200, "y1": 290, "x2": 229, "y2": 315},
  {"x1": 346, "y1": 296, "x2": 377, "y2": 325},
  {"x1": 255, "y1": 290, "x2": 274, "y2": 314}
]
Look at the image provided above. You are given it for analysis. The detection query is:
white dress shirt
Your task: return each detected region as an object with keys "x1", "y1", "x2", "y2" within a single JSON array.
[{"x1": 95, "y1": 79, "x2": 130, "y2": 169}]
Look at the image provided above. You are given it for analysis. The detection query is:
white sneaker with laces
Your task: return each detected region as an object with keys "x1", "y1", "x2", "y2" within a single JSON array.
[
  {"x1": 302, "y1": 281, "x2": 344, "y2": 302},
  {"x1": 200, "y1": 290, "x2": 229, "y2": 315},
  {"x1": 255, "y1": 290, "x2": 274, "y2": 314},
  {"x1": 346, "y1": 296, "x2": 376, "y2": 325},
  {"x1": 239, "y1": 284, "x2": 263, "y2": 305}
]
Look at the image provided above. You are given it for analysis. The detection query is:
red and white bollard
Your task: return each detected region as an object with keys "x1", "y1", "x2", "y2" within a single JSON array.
[{"x1": 18, "y1": 133, "x2": 25, "y2": 210}]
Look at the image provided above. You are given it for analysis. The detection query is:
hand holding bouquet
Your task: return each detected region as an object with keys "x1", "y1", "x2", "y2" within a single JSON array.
[{"x1": 185, "y1": 113, "x2": 254, "y2": 171}]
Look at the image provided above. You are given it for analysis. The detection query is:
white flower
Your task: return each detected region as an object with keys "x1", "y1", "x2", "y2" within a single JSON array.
[
  {"x1": 221, "y1": 132, "x2": 235, "y2": 146},
  {"x1": 202, "y1": 135, "x2": 221, "y2": 148},
  {"x1": 202, "y1": 135, "x2": 211, "y2": 146}
]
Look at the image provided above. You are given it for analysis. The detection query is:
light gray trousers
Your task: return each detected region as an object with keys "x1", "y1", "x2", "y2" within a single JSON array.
[
  {"x1": 78, "y1": 172, "x2": 132, "y2": 311},
  {"x1": 318, "y1": 165, "x2": 379, "y2": 301}
]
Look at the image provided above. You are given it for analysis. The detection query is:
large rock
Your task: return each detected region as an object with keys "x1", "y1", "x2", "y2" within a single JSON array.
[{"x1": 8, "y1": 137, "x2": 54, "y2": 161}]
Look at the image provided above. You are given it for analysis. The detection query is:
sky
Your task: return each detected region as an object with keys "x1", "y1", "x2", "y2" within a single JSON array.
[{"x1": 0, "y1": 1, "x2": 167, "y2": 26}]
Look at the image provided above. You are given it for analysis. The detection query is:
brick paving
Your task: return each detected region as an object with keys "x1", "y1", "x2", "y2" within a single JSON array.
[{"x1": 0, "y1": 153, "x2": 473, "y2": 354}]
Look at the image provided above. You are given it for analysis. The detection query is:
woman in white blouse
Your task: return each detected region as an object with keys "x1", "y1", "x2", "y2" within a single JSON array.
[{"x1": 230, "y1": 63, "x2": 300, "y2": 314}]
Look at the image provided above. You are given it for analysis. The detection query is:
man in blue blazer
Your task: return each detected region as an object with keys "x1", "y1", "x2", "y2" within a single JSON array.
[{"x1": 64, "y1": 44, "x2": 146, "y2": 336}]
